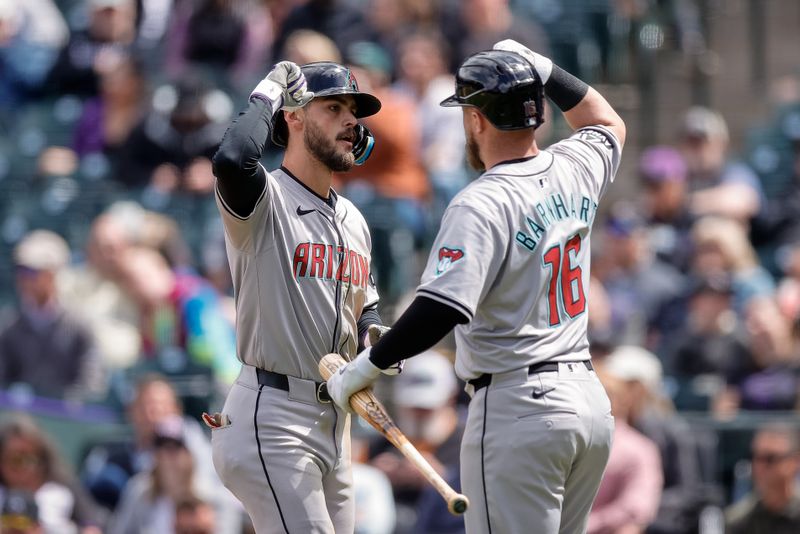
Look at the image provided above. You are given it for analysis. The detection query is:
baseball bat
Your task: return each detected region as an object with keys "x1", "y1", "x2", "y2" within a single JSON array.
[{"x1": 319, "y1": 353, "x2": 469, "y2": 515}]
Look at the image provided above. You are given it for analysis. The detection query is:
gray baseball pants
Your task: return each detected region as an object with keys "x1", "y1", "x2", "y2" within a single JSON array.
[{"x1": 461, "y1": 361, "x2": 614, "y2": 534}]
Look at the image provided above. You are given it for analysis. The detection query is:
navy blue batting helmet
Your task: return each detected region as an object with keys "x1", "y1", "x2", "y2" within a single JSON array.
[
  {"x1": 272, "y1": 62, "x2": 382, "y2": 147},
  {"x1": 440, "y1": 50, "x2": 545, "y2": 130}
]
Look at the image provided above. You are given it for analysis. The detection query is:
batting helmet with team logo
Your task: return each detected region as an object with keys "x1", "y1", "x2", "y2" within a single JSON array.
[
  {"x1": 271, "y1": 61, "x2": 382, "y2": 148},
  {"x1": 440, "y1": 50, "x2": 545, "y2": 130}
]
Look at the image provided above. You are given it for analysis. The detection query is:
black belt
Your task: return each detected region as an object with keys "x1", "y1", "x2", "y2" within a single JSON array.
[
  {"x1": 255, "y1": 368, "x2": 331, "y2": 403},
  {"x1": 467, "y1": 360, "x2": 594, "y2": 393}
]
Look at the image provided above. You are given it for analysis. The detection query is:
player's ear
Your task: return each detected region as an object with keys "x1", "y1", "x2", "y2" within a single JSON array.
[
  {"x1": 466, "y1": 108, "x2": 486, "y2": 135},
  {"x1": 284, "y1": 108, "x2": 304, "y2": 138}
]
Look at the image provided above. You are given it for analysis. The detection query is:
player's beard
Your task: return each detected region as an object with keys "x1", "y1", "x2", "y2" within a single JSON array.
[
  {"x1": 465, "y1": 131, "x2": 485, "y2": 172},
  {"x1": 304, "y1": 118, "x2": 355, "y2": 172}
]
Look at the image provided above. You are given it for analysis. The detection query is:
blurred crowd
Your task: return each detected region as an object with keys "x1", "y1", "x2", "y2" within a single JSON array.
[{"x1": 1, "y1": 0, "x2": 800, "y2": 533}]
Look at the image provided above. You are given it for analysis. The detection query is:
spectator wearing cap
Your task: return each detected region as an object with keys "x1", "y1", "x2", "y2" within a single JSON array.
[
  {"x1": 0, "y1": 230, "x2": 105, "y2": 401},
  {"x1": 726, "y1": 424, "x2": 800, "y2": 534},
  {"x1": 603, "y1": 346, "x2": 718, "y2": 534},
  {"x1": 679, "y1": 106, "x2": 764, "y2": 222},
  {"x1": 108, "y1": 415, "x2": 241, "y2": 534},
  {"x1": 369, "y1": 350, "x2": 464, "y2": 534},
  {"x1": 0, "y1": 416, "x2": 105, "y2": 534},
  {"x1": 594, "y1": 202, "x2": 686, "y2": 348},
  {"x1": 639, "y1": 146, "x2": 693, "y2": 272}
]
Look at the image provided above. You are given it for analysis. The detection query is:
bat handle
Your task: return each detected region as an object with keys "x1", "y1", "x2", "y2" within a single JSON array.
[{"x1": 448, "y1": 494, "x2": 470, "y2": 515}]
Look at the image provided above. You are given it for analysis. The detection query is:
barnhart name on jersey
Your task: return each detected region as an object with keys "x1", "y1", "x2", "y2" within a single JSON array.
[
  {"x1": 293, "y1": 242, "x2": 371, "y2": 288},
  {"x1": 515, "y1": 193, "x2": 598, "y2": 253}
]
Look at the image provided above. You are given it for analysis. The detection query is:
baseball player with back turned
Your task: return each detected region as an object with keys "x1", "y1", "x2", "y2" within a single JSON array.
[
  {"x1": 208, "y1": 60, "x2": 400, "y2": 533},
  {"x1": 327, "y1": 39, "x2": 626, "y2": 534}
]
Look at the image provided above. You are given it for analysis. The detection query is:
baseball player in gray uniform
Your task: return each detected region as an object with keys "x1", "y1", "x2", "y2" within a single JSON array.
[
  {"x1": 208, "y1": 60, "x2": 399, "y2": 533},
  {"x1": 327, "y1": 40, "x2": 626, "y2": 534}
]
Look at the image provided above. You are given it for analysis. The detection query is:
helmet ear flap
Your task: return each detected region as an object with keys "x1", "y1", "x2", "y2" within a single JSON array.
[{"x1": 352, "y1": 124, "x2": 375, "y2": 165}]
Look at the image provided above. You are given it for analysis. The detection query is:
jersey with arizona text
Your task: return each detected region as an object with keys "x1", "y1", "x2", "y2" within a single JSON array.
[
  {"x1": 417, "y1": 125, "x2": 622, "y2": 381},
  {"x1": 215, "y1": 166, "x2": 379, "y2": 379}
]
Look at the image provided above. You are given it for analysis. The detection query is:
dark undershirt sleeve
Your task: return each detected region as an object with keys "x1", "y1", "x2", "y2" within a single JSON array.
[
  {"x1": 356, "y1": 305, "x2": 382, "y2": 352},
  {"x1": 212, "y1": 97, "x2": 275, "y2": 217},
  {"x1": 368, "y1": 296, "x2": 469, "y2": 369}
]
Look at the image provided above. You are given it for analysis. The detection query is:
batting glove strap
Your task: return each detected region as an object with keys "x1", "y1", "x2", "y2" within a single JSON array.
[
  {"x1": 493, "y1": 39, "x2": 553, "y2": 84},
  {"x1": 326, "y1": 348, "x2": 382, "y2": 411},
  {"x1": 252, "y1": 61, "x2": 314, "y2": 112}
]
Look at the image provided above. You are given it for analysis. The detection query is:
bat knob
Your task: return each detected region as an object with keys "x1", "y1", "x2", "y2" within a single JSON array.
[{"x1": 449, "y1": 494, "x2": 470, "y2": 515}]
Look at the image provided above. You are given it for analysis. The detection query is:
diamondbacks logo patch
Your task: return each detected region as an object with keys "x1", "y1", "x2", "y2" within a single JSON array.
[{"x1": 436, "y1": 247, "x2": 464, "y2": 275}]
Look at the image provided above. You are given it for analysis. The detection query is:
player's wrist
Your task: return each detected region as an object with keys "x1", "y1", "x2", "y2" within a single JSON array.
[
  {"x1": 250, "y1": 78, "x2": 284, "y2": 112},
  {"x1": 544, "y1": 65, "x2": 589, "y2": 112},
  {"x1": 354, "y1": 347, "x2": 382, "y2": 379}
]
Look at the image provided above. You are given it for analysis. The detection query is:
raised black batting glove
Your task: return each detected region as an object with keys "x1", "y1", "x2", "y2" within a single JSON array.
[
  {"x1": 326, "y1": 348, "x2": 382, "y2": 412},
  {"x1": 367, "y1": 324, "x2": 404, "y2": 375},
  {"x1": 493, "y1": 39, "x2": 552, "y2": 84},
  {"x1": 352, "y1": 124, "x2": 375, "y2": 165},
  {"x1": 251, "y1": 61, "x2": 314, "y2": 112}
]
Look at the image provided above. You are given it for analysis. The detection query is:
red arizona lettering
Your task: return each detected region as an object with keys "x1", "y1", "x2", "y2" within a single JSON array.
[
  {"x1": 358, "y1": 254, "x2": 369, "y2": 288},
  {"x1": 293, "y1": 243, "x2": 310, "y2": 278},
  {"x1": 310, "y1": 244, "x2": 325, "y2": 277}
]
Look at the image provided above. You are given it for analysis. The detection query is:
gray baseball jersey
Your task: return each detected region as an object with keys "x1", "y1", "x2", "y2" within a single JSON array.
[
  {"x1": 215, "y1": 165, "x2": 379, "y2": 379},
  {"x1": 417, "y1": 125, "x2": 621, "y2": 381}
]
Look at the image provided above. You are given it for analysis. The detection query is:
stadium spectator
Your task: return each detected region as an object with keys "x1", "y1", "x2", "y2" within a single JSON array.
[
  {"x1": 679, "y1": 106, "x2": 763, "y2": 223},
  {"x1": 283, "y1": 29, "x2": 341, "y2": 64},
  {"x1": 272, "y1": 0, "x2": 374, "y2": 64},
  {"x1": 0, "y1": 489, "x2": 41, "y2": 534},
  {"x1": 638, "y1": 146, "x2": 693, "y2": 272},
  {"x1": 0, "y1": 230, "x2": 105, "y2": 401},
  {"x1": 71, "y1": 53, "x2": 147, "y2": 160},
  {"x1": 173, "y1": 495, "x2": 217, "y2": 534},
  {"x1": 715, "y1": 297, "x2": 800, "y2": 417},
  {"x1": 0, "y1": 0, "x2": 69, "y2": 106},
  {"x1": 442, "y1": 0, "x2": 548, "y2": 73},
  {"x1": 393, "y1": 30, "x2": 468, "y2": 219},
  {"x1": 590, "y1": 370, "x2": 663, "y2": 534},
  {"x1": 604, "y1": 346, "x2": 717, "y2": 533},
  {"x1": 115, "y1": 73, "x2": 230, "y2": 192},
  {"x1": 725, "y1": 424, "x2": 800, "y2": 533},
  {"x1": 690, "y1": 216, "x2": 775, "y2": 315},
  {"x1": 46, "y1": 0, "x2": 138, "y2": 97},
  {"x1": 594, "y1": 202, "x2": 686, "y2": 348},
  {"x1": 668, "y1": 273, "x2": 751, "y2": 383},
  {"x1": 108, "y1": 416, "x2": 240, "y2": 534},
  {"x1": 116, "y1": 246, "x2": 239, "y2": 385},
  {"x1": 80, "y1": 374, "x2": 219, "y2": 512},
  {"x1": 370, "y1": 350, "x2": 463, "y2": 534},
  {"x1": 0, "y1": 416, "x2": 104, "y2": 533},
  {"x1": 339, "y1": 40, "x2": 429, "y2": 306}
]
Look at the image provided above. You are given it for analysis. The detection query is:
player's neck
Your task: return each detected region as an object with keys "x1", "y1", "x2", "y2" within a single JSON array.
[
  {"x1": 282, "y1": 151, "x2": 333, "y2": 199},
  {"x1": 482, "y1": 138, "x2": 539, "y2": 170}
]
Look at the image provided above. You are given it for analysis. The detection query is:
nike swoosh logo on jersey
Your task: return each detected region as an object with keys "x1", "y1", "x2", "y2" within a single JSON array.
[
  {"x1": 531, "y1": 387, "x2": 555, "y2": 400},
  {"x1": 297, "y1": 206, "x2": 316, "y2": 216}
]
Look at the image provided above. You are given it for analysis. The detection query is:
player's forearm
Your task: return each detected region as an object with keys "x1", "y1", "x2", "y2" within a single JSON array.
[
  {"x1": 212, "y1": 98, "x2": 272, "y2": 215},
  {"x1": 368, "y1": 296, "x2": 467, "y2": 369},
  {"x1": 554, "y1": 70, "x2": 626, "y2": 146}
]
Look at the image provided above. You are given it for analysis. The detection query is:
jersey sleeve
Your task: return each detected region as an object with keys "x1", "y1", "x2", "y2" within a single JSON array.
[
  {"x1": 416, "y1": 203, "x2": 505, "y2": 321},
  {"x1": 212, "y1": 96, "x2": 277, "y2": 251},
  {"x1": 214, "y1": 164, "x2": 274, "y2": 252},
  {"x1": 549, "y1": 125, "x2": 622, "y2": 199}
]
